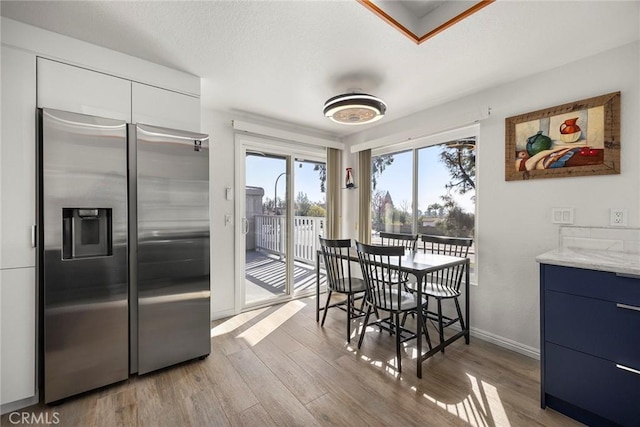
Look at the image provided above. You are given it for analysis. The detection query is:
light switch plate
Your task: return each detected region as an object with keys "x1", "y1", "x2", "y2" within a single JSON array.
[
  {"x1": 225, "y1": 187, "x2": 233, "y2": 201},
  {"x1": 551, "y1": 207, "x2": 574, "y2": 224}
]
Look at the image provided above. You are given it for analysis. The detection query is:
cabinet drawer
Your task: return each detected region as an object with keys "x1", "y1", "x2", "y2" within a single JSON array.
[
  {"x1": 546, "y1": 342, "x2": 640, "y2": 426},
  {"x1": 543, "y1": 264, "x2": 640, "y2": 306},
  {"x1": 546, "y1": 290, "x2": 640, "y2": 368}
]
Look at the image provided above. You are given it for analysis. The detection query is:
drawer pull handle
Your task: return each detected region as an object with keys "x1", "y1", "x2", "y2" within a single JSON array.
[
  {"x1": 616, "y1": 303, "x2": 640, "y2": 312},
  {"x1": 616, "y1": 364, "x2": 640, "y2": 376}
]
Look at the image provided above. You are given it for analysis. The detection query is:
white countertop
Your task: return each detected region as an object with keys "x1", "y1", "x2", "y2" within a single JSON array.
[{"x1": 536, "y1": 247, "x2": 640, "y2": 276}]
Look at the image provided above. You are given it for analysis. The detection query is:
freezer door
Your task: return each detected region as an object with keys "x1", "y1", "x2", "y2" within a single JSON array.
[
  {"x1": 134, "y1": 123, "x2": 210, "y2": 374},
  {"x1": 40, "y1": 108, "x2": 128, "y2": 403}
]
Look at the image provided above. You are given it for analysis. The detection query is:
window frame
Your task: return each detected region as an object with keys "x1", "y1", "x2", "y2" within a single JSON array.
[{"x1": 370, "y1": 124, "x2": 479, "y2": 283}]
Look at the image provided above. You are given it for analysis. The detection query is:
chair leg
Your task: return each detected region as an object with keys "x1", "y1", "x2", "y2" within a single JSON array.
[
  {"x1": 437, "y1": 299, "x2": 445, "y2": 353},
  {"x1": 321, "y1": 290, "x2": 332, "y2": 326},
  {"x1": 358, "y1": 305, "x2": 372, "y2": 349},
  {"x1": 395, "y1": 312, "x2": 402, "y2": 373},
  {"x1": 422, "y1": 310, "x2": 432, "y2": 350},
  {"x1": 346, "y1": 294, "x2": 352, "y2": 343},
  {"x1": 454, "y1": 297, "x2": 466, "y2": 331}
]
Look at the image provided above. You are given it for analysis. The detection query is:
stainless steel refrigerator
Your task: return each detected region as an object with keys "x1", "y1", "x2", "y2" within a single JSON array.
[{"x1": 39, "y1": 108, "x2": 210, "y2": 403}]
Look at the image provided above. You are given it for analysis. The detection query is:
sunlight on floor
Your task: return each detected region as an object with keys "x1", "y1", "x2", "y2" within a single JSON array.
[
  {"x1": 237, "y1": 300, "x2": 306, "y2": 346},
  {"x1": 414, "y1": 373, "x2": 511, "y2": 427},
  {"x1": 210, "y1": 307, "x2": 269, "y2": 337}
]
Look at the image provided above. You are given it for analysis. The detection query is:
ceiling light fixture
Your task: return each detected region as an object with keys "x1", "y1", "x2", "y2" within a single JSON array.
[{"x1": 323, "y1": 93, "x2": 387, "y2": 125}]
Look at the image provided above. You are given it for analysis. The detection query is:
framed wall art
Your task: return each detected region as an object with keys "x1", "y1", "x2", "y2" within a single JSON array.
[{"x1": 505, "y1": 91, "x2": 620, "y2": 181}]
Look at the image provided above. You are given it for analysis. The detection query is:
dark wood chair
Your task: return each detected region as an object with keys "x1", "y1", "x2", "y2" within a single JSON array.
[
  {"x1": 319, "y1": 237, "x2": 367, "y2": 343},
  {"x1": 379, "y1": 232, "x2": 418, "y2": 251},
  {"x1": 355, "y1": 241, "x2": 429, "y2": 373},
  {"x1": 419, "y1": 234, "x2": 472, "y2": 352},
  {"x1": 379, "y1": 232, "x2": 418, "y2": 288}
]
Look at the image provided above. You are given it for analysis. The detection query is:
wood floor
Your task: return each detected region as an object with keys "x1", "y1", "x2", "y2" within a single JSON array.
[{"x1": 3, "y1": 296, "x2": 582, "y2": 426}]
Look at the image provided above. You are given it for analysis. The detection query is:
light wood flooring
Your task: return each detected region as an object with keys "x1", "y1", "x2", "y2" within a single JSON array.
[{"x1": 3, "y1": 296, "x2": 582, "y2": 426}]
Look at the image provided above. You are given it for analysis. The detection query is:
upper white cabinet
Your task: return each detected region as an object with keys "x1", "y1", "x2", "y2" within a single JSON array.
[
  {"x1": 1, "y1": 46, "x2": 36, "y2": 270},
  {"x1": 37, "y1": 58, "x2": 131, "y2": 121},
  {"x1": 132, "y1": 82, "x2": 200, "y2": 131}
]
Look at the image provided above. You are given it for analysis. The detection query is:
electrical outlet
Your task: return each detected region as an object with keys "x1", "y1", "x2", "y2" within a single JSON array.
[
  {"x1": 551, "y1": 207, "x2": 574, "y2": 224},
  {"x1": 610, "y1": 208, "x2": 627, "y2": 227}
]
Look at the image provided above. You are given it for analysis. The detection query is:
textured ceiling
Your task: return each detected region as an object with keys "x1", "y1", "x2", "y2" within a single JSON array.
[{"x1": 1, "y1": 1, "x2": 639, "y2": 138}]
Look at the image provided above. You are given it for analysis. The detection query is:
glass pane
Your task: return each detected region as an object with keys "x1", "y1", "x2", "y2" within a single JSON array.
[
  {"x1": 293, "y1": 159, "x2": 326, "y2": 295},
  {"x1": 244, "y1": 153, "x2": 287, "y2": 305},
  {"x1": 417, "y1": 139, "x2": 476, "y2": 270},
  {"x1": 370, "y1": 150, "x2": 413, "y2": 245}
]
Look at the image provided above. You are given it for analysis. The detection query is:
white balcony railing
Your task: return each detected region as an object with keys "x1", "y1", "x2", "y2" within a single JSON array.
[{"x1": 254, "y1": 215, "x2": 325, "y2": 265}]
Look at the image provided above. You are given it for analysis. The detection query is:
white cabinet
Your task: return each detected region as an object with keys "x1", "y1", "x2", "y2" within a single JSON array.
[
  {"x1": 37, "y1": 58, "x2": 131, "y2": 121},
  {"x1": 0, "y1": 267, "x2": 36, "y2": 405},
  {"x1": 132, "y1": 82, "x2": 200, "y2": 131},
  {"x1": 1, "y1": 46, "x2": 38, "y2": 410},
  {"x1": 1, "y1": 46, "x2": 37, "y2": 269}
]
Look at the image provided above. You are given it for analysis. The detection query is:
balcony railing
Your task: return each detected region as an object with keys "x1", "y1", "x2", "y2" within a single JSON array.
[{"x1": 254, "y1": 215, "x2": 325, "y2": 265}]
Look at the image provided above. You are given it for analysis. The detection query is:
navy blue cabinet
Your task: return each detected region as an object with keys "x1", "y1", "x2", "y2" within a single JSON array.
[{"x1": 541, "y1": 264, "x2": 640, "y2": 426}]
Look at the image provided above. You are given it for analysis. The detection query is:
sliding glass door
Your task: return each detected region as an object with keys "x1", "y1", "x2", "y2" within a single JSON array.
[
  {"x1": 244, "y1": 152, "x2": 289, "y2": 305},
  {"x1": 236, "y1": 136, "x2": 326, "y2": 310}
]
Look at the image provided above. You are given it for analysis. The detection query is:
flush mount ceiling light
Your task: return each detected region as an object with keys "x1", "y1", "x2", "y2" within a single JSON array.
[{"x1": 323, "y1": 93, "x2": 387, "y2": 125}]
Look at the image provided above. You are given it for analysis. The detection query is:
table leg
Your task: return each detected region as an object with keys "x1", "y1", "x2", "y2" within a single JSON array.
[
  {"x1": 465, "y1": 260, "x2": 470, "y2": 344},
  {"x1": 416, "y1": 274, "x2": 424, "y2": 378}
]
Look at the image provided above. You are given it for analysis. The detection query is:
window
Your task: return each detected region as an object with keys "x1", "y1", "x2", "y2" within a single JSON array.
[
  {"x1": 370, "y1": 150, "x2": 413, "y2": 244},
  {"x1": 371, "y1": 136, "x2": 476, "y2": 274}
]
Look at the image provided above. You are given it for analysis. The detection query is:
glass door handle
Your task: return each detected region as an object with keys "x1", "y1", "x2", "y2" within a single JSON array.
[{"x1": 242, "y1": 218, "x2": 249, "y2": 235}]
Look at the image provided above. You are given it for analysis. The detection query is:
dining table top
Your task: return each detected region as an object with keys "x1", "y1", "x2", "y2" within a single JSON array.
[{"x1": 322, "y1": 247, "x2": 469, "y2": 276}]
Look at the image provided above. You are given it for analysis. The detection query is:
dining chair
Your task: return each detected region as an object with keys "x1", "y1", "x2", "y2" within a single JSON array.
[
  {"x1": 379, "y1": 232, "x2": 418, "y2": 251},
  {"x1": 379, "y1": 232, "x2": 418, "y2": 288},
  {"x1": 319, "y1": 237, "x2": 367, "y2": 343},
  {"x1": 419, "y1": 234, "x2": 473, "y2": 352},
  {"x1": 355, "y1": 241, "x2": 429, "y2": 373}
]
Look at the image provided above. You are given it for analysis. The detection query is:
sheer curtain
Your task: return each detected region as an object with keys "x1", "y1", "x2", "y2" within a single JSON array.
[
  {"x1": 325, "y1": 147, "x2": 342, "y2": 238},
  {"x1": 357, "y1": 149, "x2": 371, "y2": 244}
]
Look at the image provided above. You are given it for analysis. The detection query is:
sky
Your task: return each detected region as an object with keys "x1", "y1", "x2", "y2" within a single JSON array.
[
  {"x1": 246, "y1": 155, "x2": 325, "y2": 204},
  {"x1": 375, "y1": 146, "x2": 475, "y2": 214},
  {"x1": 245, "y1": 145, "x2": 475, "y2": 213}
]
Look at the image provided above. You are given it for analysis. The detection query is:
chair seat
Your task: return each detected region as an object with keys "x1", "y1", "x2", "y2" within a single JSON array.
[
  {"x1": 328, "y1": 277, "x2": 367, "y2": 294},
  {"x1": 370, "y1": 288, "x2": 426, "y2": 311},
  {"x1": 422, "y1": 283, "x2": 460, "y2": 299}
]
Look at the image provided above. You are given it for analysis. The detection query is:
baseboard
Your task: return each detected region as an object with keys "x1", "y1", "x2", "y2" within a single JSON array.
[
  {"x1": 470, "y1": 327, "x2": 540, "y2": 360},
  {"x1": 210, "y1": 308, "x2": 235, "y2": 322},
  {"x1": 1, "y1": 394, "x2": 39, "y2": 415}
]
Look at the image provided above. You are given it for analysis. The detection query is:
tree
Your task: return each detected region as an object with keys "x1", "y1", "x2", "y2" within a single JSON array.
[
  {"x1": 440, "y1": 142, "x2": 475, "y2": 195},
  {"x1": 435, "y1": 197, "x2": 474, "y2": 237},
  {"x1": 371, "y1": 190, "x2": 386, "y2": 231},
  {"x1": 313, "y1": 164, "x2": 327, "y2": 193},
  {"x1": 398, "y1": 200, "x2": 411, "y2": 225},
  {"x1": 307, "y1": 205, "x2": 326, "y2": 217},
  {"x1": 426, "y1": 203, "x2": 443, "y2": 217},
  {"x1": 262, "y1": 197, "x2": 275, "y2": 214},
  {"x1": 295, "y1": 192, "x2": 312, "y2": 216},
  {"x1": 372, "y1": 155, "x2": 394, "y2": 190}
]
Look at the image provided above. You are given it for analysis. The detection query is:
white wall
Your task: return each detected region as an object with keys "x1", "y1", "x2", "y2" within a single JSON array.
[
  {"x1": 201, "y1": 109, "x2": 237, "y2": 318},
  {"x1": 343, "y1": 41, "x2": 640, "y2": 356}
]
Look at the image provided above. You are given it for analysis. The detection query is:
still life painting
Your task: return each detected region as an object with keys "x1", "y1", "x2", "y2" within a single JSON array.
[{"x1": 505, "y1": 92, "x2": 620, "y2": 181}]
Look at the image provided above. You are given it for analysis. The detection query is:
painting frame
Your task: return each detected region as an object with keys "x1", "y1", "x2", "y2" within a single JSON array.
[{"x1": 505, "y1": 91, "x2": 620, "y2": 181}]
